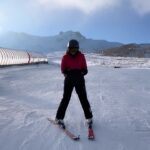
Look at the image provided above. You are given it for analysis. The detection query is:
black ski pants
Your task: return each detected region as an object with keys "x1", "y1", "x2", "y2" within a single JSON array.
[{"x1": 56, "y1": 74, "x2": 93, "y2": 120}]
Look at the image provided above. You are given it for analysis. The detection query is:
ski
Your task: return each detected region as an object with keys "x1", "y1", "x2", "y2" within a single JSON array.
[
  {"x1": 47, "y1": 118, "x2": 80, "y2": 141},
  {"x1": 88, "y1": 124, "x2": 95, "y2": 140}
]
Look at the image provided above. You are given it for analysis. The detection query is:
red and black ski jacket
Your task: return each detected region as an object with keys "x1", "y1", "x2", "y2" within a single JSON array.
[{"x1": 61, "y1": 51, "x2": 88, "y2": 76}]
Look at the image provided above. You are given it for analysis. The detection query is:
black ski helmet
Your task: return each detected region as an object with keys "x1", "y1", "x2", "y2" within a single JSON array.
[{"x1": 67, "y1": 39, "x2": 79, "y2": 48}]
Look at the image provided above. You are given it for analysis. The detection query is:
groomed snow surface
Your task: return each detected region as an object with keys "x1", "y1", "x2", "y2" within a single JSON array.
[{"x1": 0, "y1": 53, "x2": 150, "y2": 150}]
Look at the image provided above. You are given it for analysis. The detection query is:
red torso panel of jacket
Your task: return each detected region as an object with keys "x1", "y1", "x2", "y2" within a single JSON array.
[{"x1": 61, "y1": 51, "x2": 87, "y2": 74}]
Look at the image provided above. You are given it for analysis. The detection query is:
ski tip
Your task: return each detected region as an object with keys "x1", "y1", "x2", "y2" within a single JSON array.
[
  {"x1": 72, "y1": 135, "x2": 80, "y2": 141},
  {"x1": 88, "y1": 136, "x2": 95, "y2": 140},
  {"x1": 73, "y1": 136, "x2": 80, "y2": 141}
]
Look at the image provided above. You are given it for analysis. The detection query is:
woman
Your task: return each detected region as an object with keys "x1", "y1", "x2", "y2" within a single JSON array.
[{"x1": 55, "y1": 39, "x2": 93, "y2": 127}]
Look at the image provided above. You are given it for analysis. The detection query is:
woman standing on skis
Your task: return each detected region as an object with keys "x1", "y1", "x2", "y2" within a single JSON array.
[{"x1": 55, "y1": 39, "x2": 93, "y2": 126}]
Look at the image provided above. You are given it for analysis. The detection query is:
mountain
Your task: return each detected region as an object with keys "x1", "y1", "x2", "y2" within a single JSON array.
[
  {"x1": 101, "y1": 43, "x2": 150, "y2": 58},
  {"x1": 0, "y1": 31, "x2": 122, "y2": 53}
]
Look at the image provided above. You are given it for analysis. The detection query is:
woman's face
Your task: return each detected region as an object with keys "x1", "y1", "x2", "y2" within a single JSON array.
[{"x1": 69, "y1": 47, "x2": 78, "y2": 55}]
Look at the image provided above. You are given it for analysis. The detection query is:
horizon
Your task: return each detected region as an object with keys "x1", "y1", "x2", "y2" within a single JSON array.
[{"x1": 1, "y1": 30, "x2": 150, "y2": 45}]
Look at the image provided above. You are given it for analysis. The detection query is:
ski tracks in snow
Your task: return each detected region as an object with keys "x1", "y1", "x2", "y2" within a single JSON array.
[{"x1": 1, "y1": 61, "x2": 150, "y2": 150}]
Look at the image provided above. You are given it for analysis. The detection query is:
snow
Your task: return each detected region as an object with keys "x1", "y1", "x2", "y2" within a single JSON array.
[{"x1": 0, "y1": 53, "x2": 150, "y2": 150}]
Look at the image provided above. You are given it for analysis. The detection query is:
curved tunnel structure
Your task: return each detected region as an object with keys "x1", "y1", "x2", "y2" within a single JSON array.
[{"x1": 0, "y1": 48, "x2": 48, "y2": 67}]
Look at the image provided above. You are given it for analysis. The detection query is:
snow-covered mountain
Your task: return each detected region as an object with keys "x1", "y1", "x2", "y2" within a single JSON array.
[{"x1": 0, "y1": 31, "x2": 122, "y2": 53}]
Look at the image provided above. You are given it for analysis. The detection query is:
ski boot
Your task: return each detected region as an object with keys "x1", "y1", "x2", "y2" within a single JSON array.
[
  {"x1": 86, "y1": 118, "x2": 95, "y2": 140},
  {"x1": 55, "y1": 119, "x2": 66, "y2": 129},
  {"x1": 86, "y1": 118, "x2": 93, "y2": 127}
]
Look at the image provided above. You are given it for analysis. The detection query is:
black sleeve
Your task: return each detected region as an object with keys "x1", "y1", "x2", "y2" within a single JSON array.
[
  {"x1": 81, "y1": 68, "x2": 88, "y2": 75},
  {"x1": 63, "y1": 69, "x2": 69, "y2": 75}
]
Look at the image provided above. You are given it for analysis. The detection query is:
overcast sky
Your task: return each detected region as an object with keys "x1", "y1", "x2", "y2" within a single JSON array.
[{"x1": 0, "y1": 0, "x2": 150, "y2": 43}]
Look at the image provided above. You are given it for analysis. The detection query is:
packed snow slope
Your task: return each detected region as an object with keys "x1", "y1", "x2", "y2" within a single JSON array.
[{"x1": 0, "y1": 53, "x2": 150, "y2": 150}]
